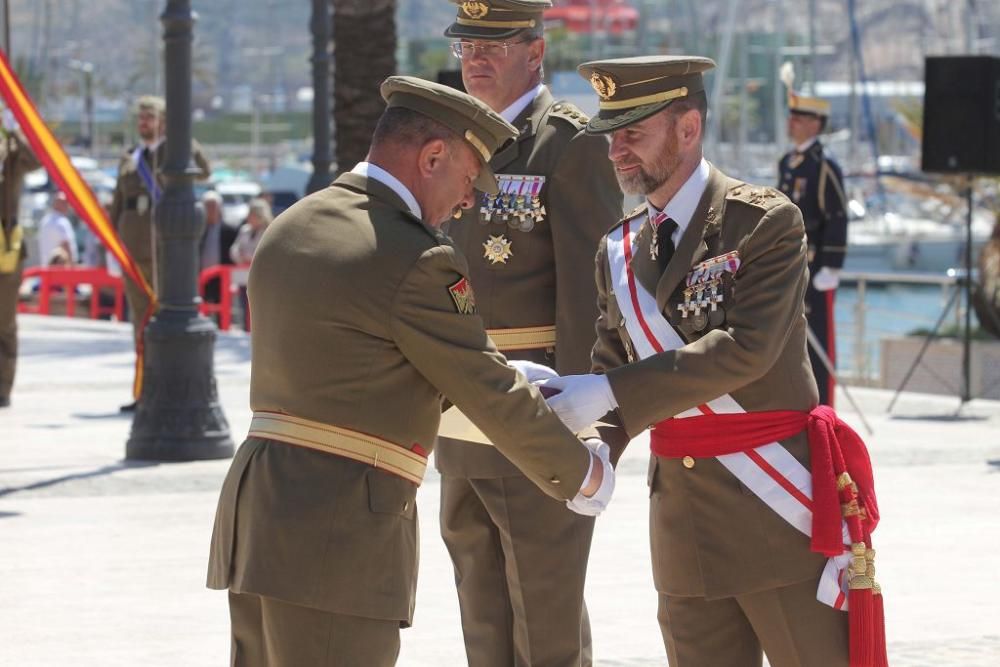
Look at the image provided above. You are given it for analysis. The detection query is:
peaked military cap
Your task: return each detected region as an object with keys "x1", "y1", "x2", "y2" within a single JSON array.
[
  {"x1": 577, "y1": 55, "x2": 716, "y2": 134},
  {"x1": 380, "y1": 75, "x2": 518, "y2": 194},
  {"x1": 135, "y1": 95, "x2": 165, "y2": 115},
  {"x1": 444, "y1": 0, "x2": 552, "y2": 40}
]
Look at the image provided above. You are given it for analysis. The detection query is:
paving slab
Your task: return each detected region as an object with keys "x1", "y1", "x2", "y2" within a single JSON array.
[{"x1": 2, "y1": 315, "x2": 999, "y2": 665}]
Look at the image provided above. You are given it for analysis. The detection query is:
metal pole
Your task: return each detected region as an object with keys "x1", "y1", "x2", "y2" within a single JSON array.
[
  {"x1": 807, "y1": 0, "x2": 817, "y2": 89},
  {"x1": 127, "y1": 0, "x2": 233, "y2": 461},
  {"x1": 772, "y1": 0, "x2": 785, "y2": 148},
  {"x1": 706, "y1": 0, "x2": 738, "y2": 153},
  {"x1": 307, "y1": 0, "x2": 332, "y2": 195},
  {"x1": 2, "y1": 0, "x2": 10, "y2": 54},
  {"x1": 854, "y1": 277, "x2": 866, "y2": 383},
  {"x1": 962, "y1": 179, "x2": 973, "y2": 403}
]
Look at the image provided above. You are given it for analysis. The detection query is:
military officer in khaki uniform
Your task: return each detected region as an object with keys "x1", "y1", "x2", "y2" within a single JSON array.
[
  {"x1": 206, "y1": 76, "x2": 616, "y2": 667},
  {"x1": 542, "y1": 57, "x2": 851, "y2": 666},
  {"x1": 109, "y1": 96, "x2": 210, "y2": 409},
  {"x1": 437, "y1": 3, "x2": 623, "y2": 665},
  {"x1": 0, "y1": 124, "x2": 41, "y2": 408}
]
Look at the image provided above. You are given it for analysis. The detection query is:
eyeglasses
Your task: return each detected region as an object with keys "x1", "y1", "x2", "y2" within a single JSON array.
[{"x1": 450, "y1": 40, "x2": 528, "y2": 59}]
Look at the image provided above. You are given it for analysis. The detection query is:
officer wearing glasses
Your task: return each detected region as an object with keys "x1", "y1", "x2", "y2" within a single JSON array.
[{"x1": 436, "y1": 2, "x2": 624, "y2": 666}]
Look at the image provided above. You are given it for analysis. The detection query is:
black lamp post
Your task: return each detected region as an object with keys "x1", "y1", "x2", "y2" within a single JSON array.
[
  {"x1": 126, "y1": 0, "x2": 233, "y2": 461},
  {"x1": 306, "y1": 0, "x2": 332, "y2": 194}
]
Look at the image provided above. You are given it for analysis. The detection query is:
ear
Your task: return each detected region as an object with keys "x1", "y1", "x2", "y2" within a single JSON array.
[
  {"x1": 417, "y1": 138, "x2": 449, "y2": 179},
  {"x1": 677, "y1": 109, "x2": 702, "y2": 150},
  {"x1": 527, "y1": 38, "x2": 545, "y2": 72}
]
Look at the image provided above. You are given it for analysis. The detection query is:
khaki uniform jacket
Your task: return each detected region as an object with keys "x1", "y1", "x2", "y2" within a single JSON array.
[
  {"x1": 593, "y1": 165, "x2": 827, "y2": 598},
  {"x1": 109, "y1": 140, "x2": 210, "y2": 278},
  {"x1": 1, "y1": 134, "x2": 41, "y2": 222},
  {"x1": 436, "y1": 87, "x2": 623, "y2": 477},
  {"x1": 207, "y1": 173, "x2": 591, "y2": 623},
  {"x1": 1, "y1": 134, "x2": 42, "y2": 260}
]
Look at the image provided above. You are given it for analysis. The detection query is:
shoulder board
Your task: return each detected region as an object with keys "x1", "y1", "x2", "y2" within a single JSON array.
[
  {"x1": 549, "y1": 101, "x2": 589, "y2": 129},
  {"x1": 608, "y1": 202, "x2": 647, "y2": 233},
  {"x1": 726, "y1": 184, "x2": 788, "y2": 211}
]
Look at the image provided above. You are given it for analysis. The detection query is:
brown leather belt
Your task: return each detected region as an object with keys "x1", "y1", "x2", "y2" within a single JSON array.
[
  {"x1": 486, "y1": 325, "x2": 556, "y2": 351},
  {"x1": 248, "y1": 411, "x2": 428, "y2": 485}
]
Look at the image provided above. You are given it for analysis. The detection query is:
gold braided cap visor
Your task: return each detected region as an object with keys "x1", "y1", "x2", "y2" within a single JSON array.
[
  {"x1": 789, "y1": 95, "x2": 831, "y2": 117},
  {"x1": 384, "y1": 90, "x2": 508, "y2": 194}
]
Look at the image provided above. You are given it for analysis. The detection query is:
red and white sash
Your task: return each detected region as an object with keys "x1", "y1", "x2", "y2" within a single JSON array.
[{"x1": 606, "y1": 217, "x2": 852, "y2": 610}]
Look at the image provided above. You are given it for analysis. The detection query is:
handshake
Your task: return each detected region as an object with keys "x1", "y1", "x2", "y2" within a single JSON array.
[{"x1": 511, "y1": 360, "x2": 619, "y2": 517}]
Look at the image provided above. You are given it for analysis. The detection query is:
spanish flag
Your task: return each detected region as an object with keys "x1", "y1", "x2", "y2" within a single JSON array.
[{"x1": 0, "y1": 48, "x2": 155, "y2": 396}]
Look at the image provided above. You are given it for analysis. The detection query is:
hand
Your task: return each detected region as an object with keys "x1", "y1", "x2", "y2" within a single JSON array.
[
  {"x1": 508, "y1": 359, "x2": 559, "y2": 384},
  {"x1": 540, "y1": 373, "x2": 617, "y2": 434},
  {"x1": 812, "y1": 266, "x2": 840, "y2": 292},
  {"x1": 566, "y1": 438, "x2": 615, "y2": 516}
]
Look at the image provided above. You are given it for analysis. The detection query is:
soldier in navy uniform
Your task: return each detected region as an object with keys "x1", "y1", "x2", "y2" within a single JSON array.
[{"x1": 777, "y1": 92, "x2": 847, "y2": 407}]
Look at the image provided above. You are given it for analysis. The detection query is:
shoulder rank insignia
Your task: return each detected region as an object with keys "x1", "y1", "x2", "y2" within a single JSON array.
[{"x1": 448, "y1": 276, "x2": 477, "y2": 314}]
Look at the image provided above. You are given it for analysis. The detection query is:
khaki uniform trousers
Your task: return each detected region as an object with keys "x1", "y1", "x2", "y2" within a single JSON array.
[
  {"x1": 657, "y1": 575, "x2": 849, "y2": 667},
  {"x1": 0, "y1": 261, "x2": 21, "y2": 400},
  {"x1": 123, "y1": 264, "x2": 153, "y2": 344},
  {"x1": 228, "y1": 591, "x2": 401, "y2": 667},
  {"x1": 440, "y1": 474, "x2": 595, "y2": 667}
]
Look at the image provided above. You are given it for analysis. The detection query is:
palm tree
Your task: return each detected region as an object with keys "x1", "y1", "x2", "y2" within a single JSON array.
[{"x1": 331, "y1": 0, "x2": 396, "y2": 174}]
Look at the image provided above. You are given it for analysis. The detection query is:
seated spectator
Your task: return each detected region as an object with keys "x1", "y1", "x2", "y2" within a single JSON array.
[{"x1": 37, "y1": 193, "x2": 78, "y2": 267}]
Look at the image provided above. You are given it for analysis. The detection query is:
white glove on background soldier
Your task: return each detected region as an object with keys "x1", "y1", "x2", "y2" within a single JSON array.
[
  {"x1": 566, "y1": 438, "x2": 615, "y2": 516},
  {"x1": 540, "y1": 373, "x2": 617, "y2": 434},
  {"x1": 508, "y1": 359, "x2": 559, "y2": 384},
  {"x1": 812, "y1": 266, "x2": 840, "y2": 292}
]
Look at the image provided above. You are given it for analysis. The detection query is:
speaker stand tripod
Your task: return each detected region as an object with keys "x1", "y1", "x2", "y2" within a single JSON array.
[{"x1": 887, "y1": 176, "x2": 976, "y2": 414}]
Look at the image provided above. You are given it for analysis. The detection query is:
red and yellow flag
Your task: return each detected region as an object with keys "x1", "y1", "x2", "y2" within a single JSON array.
[{"x1": 0, "y1": 48, "x2": 155, "y2": 396}]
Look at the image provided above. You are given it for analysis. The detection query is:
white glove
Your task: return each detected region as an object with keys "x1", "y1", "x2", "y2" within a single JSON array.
[
  {"x1": 566, "y1": 438, "x2": 615, "y2": 516},
  {"x1": 540, "y1": 373, "x2": 617, "y2": 434},
  {"x1": 508, "y1": 359, "x2": 559, "y2": 384},
  {"x1": 812, "y1": 266, "x2": 840, "y2": 292}
]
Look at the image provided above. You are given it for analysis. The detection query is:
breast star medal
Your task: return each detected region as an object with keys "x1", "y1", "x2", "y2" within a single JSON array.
[{"x1": 483, "y1": 234, "x2": 513, "y2": 265}]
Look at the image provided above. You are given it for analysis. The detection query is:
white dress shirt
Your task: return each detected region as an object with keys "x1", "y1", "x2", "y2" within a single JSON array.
[
  {"x1": 647, "y1": 157, "x2": 711, "y2": 246},
  {"x1": 500, "y1": 84, "x2": 546, "y2": 124},
  {"x1": 351, "y1": 161, "x2": 422, "y2": 220}
]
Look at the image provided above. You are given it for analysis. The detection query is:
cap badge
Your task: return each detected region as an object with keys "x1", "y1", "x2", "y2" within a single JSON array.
[
  {"x1": 483, "y1": 234, "x2": 513, "y2": 265},
  {"x1": 590, "y1": 72, "x2": 617, "y2": 100},
  {"x1": 461, "y1": 1, "x2": 489, "y2": 19}
]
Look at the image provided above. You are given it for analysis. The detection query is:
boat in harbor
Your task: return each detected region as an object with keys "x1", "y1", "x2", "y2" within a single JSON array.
[{"x1": 844, "y1": 176, "x2": 995, "y2": 273}]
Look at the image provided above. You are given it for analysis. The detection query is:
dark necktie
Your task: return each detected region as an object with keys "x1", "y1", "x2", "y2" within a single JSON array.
[{"x1": 649, "y1": 211, "x2": 678, "y2": 271}]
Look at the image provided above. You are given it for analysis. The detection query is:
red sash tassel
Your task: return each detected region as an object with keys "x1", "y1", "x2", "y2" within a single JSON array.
[{"x1": 650, "y1": 406, "x2": 886, "y2": 667}]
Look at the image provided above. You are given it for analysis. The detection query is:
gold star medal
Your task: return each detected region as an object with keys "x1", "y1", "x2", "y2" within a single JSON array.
[{"x1": 483, "y1": 234, "x2": 513, "y2": 265}]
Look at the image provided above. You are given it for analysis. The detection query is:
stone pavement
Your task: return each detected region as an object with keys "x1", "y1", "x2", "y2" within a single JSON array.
[{"x1": 2, "y1": 315, "x2": 999, "y2": 666}]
